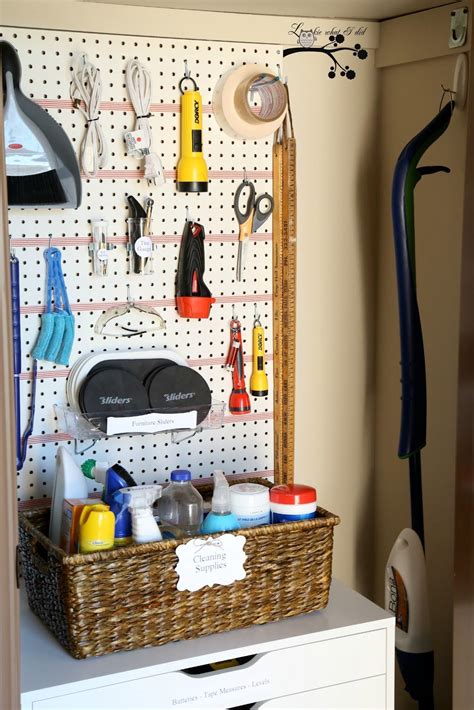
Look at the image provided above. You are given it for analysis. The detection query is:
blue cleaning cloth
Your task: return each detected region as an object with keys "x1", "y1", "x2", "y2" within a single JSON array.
[
  {"x1": 31, "y1": 312, "x2": 55, "y2": 361},
  {"x1": 56, "y1": 314, "x2": 75, "y2": 366},
  {"x1": 31, "y1": 248, "x2": 75, "y2": 366},
  {"x1": 44, "y1": 312, "x2": 66, "y2": 363}
]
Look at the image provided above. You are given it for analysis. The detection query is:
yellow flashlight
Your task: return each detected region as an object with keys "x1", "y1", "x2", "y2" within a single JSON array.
[
  {"x1": 177, "y1": 75, "x2": 208, "y2": 192},
  {"x1": 250, "y1": 310, "x2": 269, "y2": 397}
]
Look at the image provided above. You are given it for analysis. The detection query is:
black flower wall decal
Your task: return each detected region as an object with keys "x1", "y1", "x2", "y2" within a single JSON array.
[{"x1": 284, "y1": 25, "x2": 368, "y2": 80}]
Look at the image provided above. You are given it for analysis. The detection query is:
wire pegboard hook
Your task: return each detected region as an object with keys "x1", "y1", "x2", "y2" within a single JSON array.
[
  {"x1": 184, "y1": 59, "x2": 190, "y2": 79},
  {"x1": 254, "y1": 303, "x2": 262, "y2": 326},
  {"x1": 74, "y1": 439, "x2": 96, "y2": 455}
]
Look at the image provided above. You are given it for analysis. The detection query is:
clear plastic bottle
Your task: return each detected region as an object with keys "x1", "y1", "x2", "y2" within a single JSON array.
[{"x1": 157, "y1": 470, "x2": 203, "y2": 538}]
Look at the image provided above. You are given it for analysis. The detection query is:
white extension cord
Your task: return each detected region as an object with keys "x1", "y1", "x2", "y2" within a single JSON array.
[
  {"x1": 70, "y1": 53, "x2": 107, "y2": 178},
  {"x1": 125, "y1": 59, "x2": 165, "y2": 185}
]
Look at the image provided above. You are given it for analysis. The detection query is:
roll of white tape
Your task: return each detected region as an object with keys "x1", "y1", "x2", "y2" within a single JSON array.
[{"x1": 212, "y1": 63, "x2": 287, "y2": 140}]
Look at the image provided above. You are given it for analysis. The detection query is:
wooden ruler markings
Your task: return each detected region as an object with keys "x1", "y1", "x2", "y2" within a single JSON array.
[
  {"x1": 272, "y1": 142, "x2": 284, "y2": 483},
  {"x1": 273, "y1": 127, "x2": 297, "y2": 485}
]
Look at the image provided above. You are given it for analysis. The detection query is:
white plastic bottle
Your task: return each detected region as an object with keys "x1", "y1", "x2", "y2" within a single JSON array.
[
  {"x1": 121, "y1": 484, "x2": 163, "y2": 544},
  {"x1": 49, "y1": 447, "x2": 88, "y2": 545},
  {"x1": 385, "y1": 528, "x2": 432, "y2": 653},
  {"x1": 157, "y1": 470, "x2": 203, "y2": 538}
]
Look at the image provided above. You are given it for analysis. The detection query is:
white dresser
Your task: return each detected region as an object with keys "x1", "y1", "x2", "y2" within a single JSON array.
[{"x1": 21, "y1": 579, "x2": 394, "y2": 709}]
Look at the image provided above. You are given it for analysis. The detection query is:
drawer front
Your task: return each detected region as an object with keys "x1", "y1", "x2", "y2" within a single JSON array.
[
  {"x1": 31, "y1": 630, "x2": 387, "y2": 709},
  {"x1": 255, "y1": 675, "x2": 388, "y2": 708}
]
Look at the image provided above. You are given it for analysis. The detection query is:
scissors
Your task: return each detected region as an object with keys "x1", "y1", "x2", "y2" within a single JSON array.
[{"x1": 234, "y1": 177, "x2": 273, "y2": 281}]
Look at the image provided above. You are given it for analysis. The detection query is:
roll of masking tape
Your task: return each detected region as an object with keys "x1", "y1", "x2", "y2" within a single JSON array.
[{"x1": 212, "y1": 63, "x2": 287, "y2": 140}]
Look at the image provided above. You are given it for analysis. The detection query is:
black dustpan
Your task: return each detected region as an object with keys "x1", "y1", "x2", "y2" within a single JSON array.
[{"x1": 1, "y1": 40, "x2": 82, "y2": 208}]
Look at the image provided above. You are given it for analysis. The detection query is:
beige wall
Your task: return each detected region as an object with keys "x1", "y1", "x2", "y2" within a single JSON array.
[
  {"x1": 374, "y1": 8, "x2": 469, "y2": 707},
  {"x1": 287, "y1": 52, "x2": 378, "y2": 595}
]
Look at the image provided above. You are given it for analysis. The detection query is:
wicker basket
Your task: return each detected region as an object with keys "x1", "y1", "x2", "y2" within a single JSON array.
[{"x1": 19, "y1": 479, "x2": 340, "y2": 659}]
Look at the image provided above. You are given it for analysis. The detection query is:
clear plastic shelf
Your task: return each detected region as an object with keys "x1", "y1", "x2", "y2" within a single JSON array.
[{"x1": 54, "y1": 401, "x2": 226, "y2": 447}]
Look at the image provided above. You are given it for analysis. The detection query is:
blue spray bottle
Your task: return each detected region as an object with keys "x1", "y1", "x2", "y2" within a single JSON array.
[
  {"x1": 105, "y1": 464, "x2": 136, "y2": 545},
  {"x1": 82, "y1": 461, "x2": 137, "y2": 545},
  {"x1": 201, "y1": 471, "x2": 240, "y2": 534}
]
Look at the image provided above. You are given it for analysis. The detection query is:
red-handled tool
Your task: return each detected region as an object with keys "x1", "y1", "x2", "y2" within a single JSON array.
[
  {"x1": 226, "y1": 311, "x2": 250, "y2": 414},
  {"x1": 225, "y1": 319, "x2": 241, "y2": 371}
]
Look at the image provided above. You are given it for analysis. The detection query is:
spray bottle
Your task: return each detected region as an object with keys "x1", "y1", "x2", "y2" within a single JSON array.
[
  {"x1": 119, "y1": 485, "x2": 163, "y2": 544},
  {"x1": 201, "y1": 471, "x2": 240, "y2": 534},
  {"x1": 82, "y1": 460, "x2": 137, "y2": 545}
]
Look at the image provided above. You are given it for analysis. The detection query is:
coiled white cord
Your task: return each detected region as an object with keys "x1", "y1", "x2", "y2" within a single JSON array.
[
  {"x1": 126, "y1": 59, "x2": 152, "y2": 148},
  {"x1": 70, "y1": 53, "x2": 107, "y2": 178},
  {"x1": 125, "y1": 58, "x2": 165, "y2": 185}
]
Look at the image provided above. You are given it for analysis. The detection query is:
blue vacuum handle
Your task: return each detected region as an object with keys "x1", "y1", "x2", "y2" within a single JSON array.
[{"x1": 391, "y1": 102, "x2": 453, "y2": 459}]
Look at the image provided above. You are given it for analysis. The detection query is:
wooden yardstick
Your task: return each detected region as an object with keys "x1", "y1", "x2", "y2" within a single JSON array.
[{"x1": 272, "y1": 92, "x2": 297, "y2": 485}]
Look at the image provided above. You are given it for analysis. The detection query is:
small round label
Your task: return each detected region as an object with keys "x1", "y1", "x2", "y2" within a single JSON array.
[
  {"x1": 134, "y1": 236, "x2": 153, "y2": 257},
  {"x1": 97, "y1": 248, "x2": 109, "y2": 262}
]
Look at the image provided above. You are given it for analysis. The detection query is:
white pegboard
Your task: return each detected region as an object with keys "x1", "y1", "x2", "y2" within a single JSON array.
[{"x1": 1, "y1": 26, "x2": 278, "y2": 501}]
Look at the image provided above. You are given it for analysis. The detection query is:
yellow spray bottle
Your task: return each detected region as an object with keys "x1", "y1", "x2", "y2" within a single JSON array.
[
  {"x1": 78, "y1": 503, "x2": 115, "y2": 553},
  {"x1": 177, "y1": 68, "x2": 208, "y2": 193}
]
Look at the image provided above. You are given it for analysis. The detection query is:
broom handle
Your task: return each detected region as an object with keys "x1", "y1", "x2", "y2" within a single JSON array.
[{"x1": 11, "y1": 254, "x2": 22, "y2": 470}]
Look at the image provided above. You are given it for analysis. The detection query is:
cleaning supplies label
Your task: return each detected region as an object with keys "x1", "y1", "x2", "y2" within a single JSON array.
[
  {"x1": 107, "y1": 410, "x2": 197, "y2": 435},
  {"x1": 175, "y1": 534, "x2": 247, "y2": 592}
]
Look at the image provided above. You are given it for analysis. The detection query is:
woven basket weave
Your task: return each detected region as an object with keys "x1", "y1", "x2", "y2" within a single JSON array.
[{"x1": 19, "y1": 479, "x2": 340, "y2": 659}]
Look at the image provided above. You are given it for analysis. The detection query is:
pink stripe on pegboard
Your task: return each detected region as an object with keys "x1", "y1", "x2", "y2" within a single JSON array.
[
  {"x1": 80, "y1": 169, "x2": 271, "y2": 181},
  {"x1": 20, "y1": 293, "x2": 272, "y2": 315},
  {"x1": 35, "y1": 100, "x2": 262, "y2": 116},
  {"x1": 36, "y1": 99, "x2": 191, "y2": 113},
  {"x1": 10, "y1": 233, "x2": 272, "y2": 248},
  {"x1": 19, "y1": 354, "x2": 274, "y2": 381}
]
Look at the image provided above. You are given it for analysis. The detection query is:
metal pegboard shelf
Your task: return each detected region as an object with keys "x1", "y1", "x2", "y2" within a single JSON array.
[{"x1": 54, "y1": 400, "x2": 226, "y2": 446}]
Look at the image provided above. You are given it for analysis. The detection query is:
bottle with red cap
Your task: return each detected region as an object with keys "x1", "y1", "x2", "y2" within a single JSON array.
[{"x1": 269, "y1": 484, "x2": 317, "y2": 523}]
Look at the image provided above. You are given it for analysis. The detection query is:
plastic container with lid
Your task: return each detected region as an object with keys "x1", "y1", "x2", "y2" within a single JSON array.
[
  {"x1": 157, "y1": 469, "x2": 203, "y2": 538},
  {"x1": 229, "y1": 482, "x2": 270, "y2": 528},
  {"x1": 270, "y1": 484, "x2": 317, "y2": 523},
  {"x1": 78, "y1": 503, "x2": 115, "y2": 553}
]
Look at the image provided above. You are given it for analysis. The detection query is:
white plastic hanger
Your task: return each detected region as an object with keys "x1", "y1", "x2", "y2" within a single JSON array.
[{"x1": 94, "y1": 285, "x2": 166, "y2": 337}]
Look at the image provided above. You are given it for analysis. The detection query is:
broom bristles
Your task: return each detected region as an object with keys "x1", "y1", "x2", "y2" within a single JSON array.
[{"x1": 7, "y1": 169, "x2": 67, "y2": 206}]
